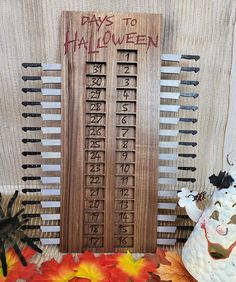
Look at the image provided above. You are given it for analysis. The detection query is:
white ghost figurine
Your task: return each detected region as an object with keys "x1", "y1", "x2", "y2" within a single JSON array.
[{"x1": 178, "y1": 169, "x2": 236, "y2": 282}]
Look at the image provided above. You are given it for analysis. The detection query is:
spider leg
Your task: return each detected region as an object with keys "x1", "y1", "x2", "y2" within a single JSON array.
[
  {"x1": 7, "y1": 191, "x2": 18, "y2": 217},
  {"x1": 0, "y1": 193, "x2": 5, "y2": 218},
  {"x1": 18, "y1": 218, "x2": 29, "y2": 228},
  {"x1": 0, "y1": 239, "x2": 7, "y2": 276},
  {"x1": 14, "y1": 208, "x2": 25, "y2": 218},
  {"x1": 8, "y1": 235, "x2": 27, "y2": 266},
  {"x1": 15, "y1": 230, "x2": 42, "y2": 253}
]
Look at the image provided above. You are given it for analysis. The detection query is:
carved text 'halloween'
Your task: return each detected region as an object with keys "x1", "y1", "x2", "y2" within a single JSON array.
[{"x1": 64, "y1": 31, "x2": 159, "y2": 55}]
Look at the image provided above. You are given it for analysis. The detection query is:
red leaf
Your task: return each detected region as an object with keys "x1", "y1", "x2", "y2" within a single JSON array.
[
  {"x1": 144, "y1": 248, "x2": 171, "y2": 268},
  {"x1": 0, "y1": 247, "x2": 37, "y2": 282},
  {"x1": 31, "y1": 254, "x2": 78, "y2": 282}
]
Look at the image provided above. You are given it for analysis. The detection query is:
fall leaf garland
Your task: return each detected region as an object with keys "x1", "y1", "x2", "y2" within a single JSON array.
[{"x1": 0, "y1": 247, "x2": 196, "y2": 282}]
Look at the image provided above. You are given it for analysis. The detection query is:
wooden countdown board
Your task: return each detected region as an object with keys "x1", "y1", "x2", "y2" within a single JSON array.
[{"x1": 60, "y1": 11, "x2": 161, "y2": 253}]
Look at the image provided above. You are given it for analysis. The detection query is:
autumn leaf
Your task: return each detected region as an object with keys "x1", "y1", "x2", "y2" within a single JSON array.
[
  {"x1": 69, "y1": 278, "x2": 90, "y2": 282},
  {"x1": 154, "y1": 251, "x2": 197, "y2": 282},
  {"x1": 144, "y1": 249, "x2": 171, "y2": 282},
  {"x1": 31, "y1": 253, "x2": 78, "y2": 282},
  {"x1": 144, "y1": 248, "x2": 171, "y2": 268},
  {"x1": 0, "y1": 246, "x2": 37, "y2": 282},
  {"x1": 74, "y1": 252, "x2": 112, "y2": 282},
  {"x1": 110, "y1": 251, "x2": 156, "y2": 282}
]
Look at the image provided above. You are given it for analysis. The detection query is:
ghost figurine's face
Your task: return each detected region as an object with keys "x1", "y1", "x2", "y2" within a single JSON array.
[
  {"x1": 182, "y1": 187, "x2": 236, "y2": 281},
  {"x1": 200, "y1": 187, "x2": 236, "y2": 259}
]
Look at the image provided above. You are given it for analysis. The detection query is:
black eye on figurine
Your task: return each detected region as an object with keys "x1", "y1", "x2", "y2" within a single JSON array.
[
  {"x1": 209, "y1": 170, "x2": 234, "y2": 189},
  {"x1": 0, "y1": 190, "x2": 42, "y2": 276}
]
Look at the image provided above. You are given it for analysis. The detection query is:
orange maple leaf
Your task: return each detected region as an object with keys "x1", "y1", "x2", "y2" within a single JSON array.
[
  {"x1": 0, "y1": 246, "x2": 37, "y2": 282},
  {"x1": 69, "y1": 278, "x2": 90, "y2": 282},
  {"x1": 30, "y1": 253, "x2": 78, "y2": 282},
  {"x1": 154, "y1": 251, "x2": 197, "y2": 282},
  {"x1": 109, "y1": 251, "x2": 156, "y2": 282},
  {"x1": 74, "y1": 252, "x2": 113, "y2": 282}
]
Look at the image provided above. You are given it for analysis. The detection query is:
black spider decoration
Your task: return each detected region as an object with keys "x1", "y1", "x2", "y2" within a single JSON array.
[
  {"x1": 0, "y1": 190, "x2": 42, "y2": 276},
  {"x1": 209, "y1": 170, "x2": 234, "y2": 189}
]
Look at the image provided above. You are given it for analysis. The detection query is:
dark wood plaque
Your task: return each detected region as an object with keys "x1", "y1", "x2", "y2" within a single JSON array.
[{"x1": 60, "y1": 11, "x2": 161, "y2": 252}]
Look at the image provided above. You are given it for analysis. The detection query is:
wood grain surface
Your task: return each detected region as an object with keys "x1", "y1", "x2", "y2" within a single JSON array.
[
  {"x1": 0, "y1": 0, "x2": 236, "y2": 260},
  {"x1": 61, "y1": 11, "x2": 161, "y2": 253}
]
